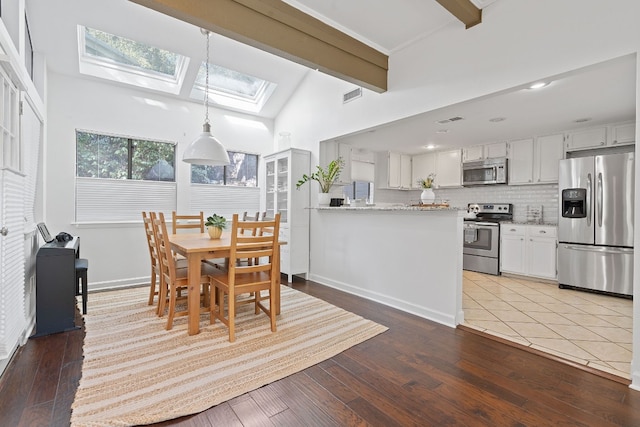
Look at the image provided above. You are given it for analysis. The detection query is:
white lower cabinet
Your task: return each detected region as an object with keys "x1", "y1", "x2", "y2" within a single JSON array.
[{"x1": 500, "y1": 224, "x2": 557, "y2": 280}]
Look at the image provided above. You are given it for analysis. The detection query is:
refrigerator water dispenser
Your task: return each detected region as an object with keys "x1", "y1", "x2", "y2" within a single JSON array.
[{"x1": 561, "y1": 188, "x2": 587, "y2": 218}]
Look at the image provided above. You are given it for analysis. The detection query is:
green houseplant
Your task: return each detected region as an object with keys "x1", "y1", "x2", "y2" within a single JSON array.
[
  {"x1": 296, "y1": 157, "x2": 344, "y2": 191},
  {"x1": 296, "y1": 157, "x2": 344, "y2": 206},
  {"x1": 205, "y1": 213, "x2": 227, "y2": 239}
]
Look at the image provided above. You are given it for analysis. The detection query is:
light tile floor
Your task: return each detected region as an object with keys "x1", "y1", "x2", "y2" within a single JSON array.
[{"x1": 462, "y1": 271, "x2": 633, "y2": 380}]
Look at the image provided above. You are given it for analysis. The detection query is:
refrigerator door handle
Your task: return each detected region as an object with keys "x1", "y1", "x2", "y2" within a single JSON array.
[
  {"x1": 562, "y1": 244, "x2": 633, "y2": 255},
  {"x1": 597, "y1": 172, "x2": 603, "y2": 228},
  {"x1": 586, "y1": 173, "x2": 592, "y2": 227}
]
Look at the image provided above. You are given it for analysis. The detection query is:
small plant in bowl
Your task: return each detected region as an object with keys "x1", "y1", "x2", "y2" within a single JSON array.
[{"x1": 205, "y1": 214, "x2": 227, "y2": 239}]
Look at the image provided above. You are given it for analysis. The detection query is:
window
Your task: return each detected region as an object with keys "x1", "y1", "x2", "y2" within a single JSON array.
[
  {"x1": 75, "y1": 131, "x2": 177, "y2": 222},
  {"x1": 343, "y1": 181, "x2": 375, "y2": 203},
  {"x1": 191, "y1": 63, "x2": 276, "y2": 114},
  {"x1": 76, "y1": 131, "x2": 175, "y2": 181},
  {"x1": 191, "y1": 151, "x2": 258, "y2": 187},
  {"x1": 78, "y1": 26, "x2": 189, "y2": 95}
]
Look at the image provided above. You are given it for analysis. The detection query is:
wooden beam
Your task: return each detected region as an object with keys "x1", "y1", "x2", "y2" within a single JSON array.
[
  {"x1": 435, "y1": 0, "x2": 482, "y2": 29},
  {"x1": 129, "y1": 0, "x2": 388, "y2": 92}
]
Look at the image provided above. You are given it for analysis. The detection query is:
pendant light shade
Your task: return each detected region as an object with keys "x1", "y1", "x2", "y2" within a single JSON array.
[
  {"x1": 183, "y1": 29, "x2": 230, "y2": 166},
  {"x1": 183, "y1": 122, "x2": 230, "y2": 166}
]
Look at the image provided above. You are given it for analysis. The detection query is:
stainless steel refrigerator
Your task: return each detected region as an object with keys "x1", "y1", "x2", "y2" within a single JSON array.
[{"x1": 558, "y1": 151, "x2": 634, "y2": 296}]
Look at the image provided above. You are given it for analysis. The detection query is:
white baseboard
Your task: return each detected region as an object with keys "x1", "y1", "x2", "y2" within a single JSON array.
[{"x1": 307, "y1": 273, "x2": 456, "y2": 328}]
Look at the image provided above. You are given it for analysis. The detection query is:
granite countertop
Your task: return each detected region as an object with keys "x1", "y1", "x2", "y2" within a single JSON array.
[
  {"x1": 500, "y1": 221, "x2": 558, "y2": 227},
  {"x1": 315, "y1": 205, "x2": 462, "y2": 212}
]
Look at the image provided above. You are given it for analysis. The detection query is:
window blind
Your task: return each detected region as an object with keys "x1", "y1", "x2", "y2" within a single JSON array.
[
  {"x1": 75, "y1": 177, "x2": 177, "y2": 222},
  {"x1": 189, "y1": 184, "x2": 260, "y2": 219}
]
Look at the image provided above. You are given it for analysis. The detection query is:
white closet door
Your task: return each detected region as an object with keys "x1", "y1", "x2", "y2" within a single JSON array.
[
  {"x1": 0, "y1": 68, "x2": 26, "y2": 360},
  {"x1": 0, "y1": 169, "x2": 26, "y2": 359}
]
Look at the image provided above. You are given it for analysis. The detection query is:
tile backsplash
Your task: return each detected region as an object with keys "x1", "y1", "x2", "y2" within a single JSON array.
[{"x1": 375, "y1": 184, "x2": 559, "y2": 224}]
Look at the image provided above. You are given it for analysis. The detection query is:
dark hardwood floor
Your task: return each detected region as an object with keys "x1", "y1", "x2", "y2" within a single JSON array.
[{"x1": 2, "y1": 279, "x2": 640, "y2": 426}]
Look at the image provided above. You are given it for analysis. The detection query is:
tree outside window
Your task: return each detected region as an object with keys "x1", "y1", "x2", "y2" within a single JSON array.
[
  {"x1": 191, "y1": 151, "x2": 258, "y2": 187},
  {"x1": 76, "y1": 131, "x2": 175, "y2": 181}
]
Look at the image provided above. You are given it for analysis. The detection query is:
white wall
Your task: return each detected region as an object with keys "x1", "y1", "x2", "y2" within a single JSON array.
[
  {"x1": 45, "y1": 73, "x2": 275, "y2": 288},
  {"x1": 274, "y1": 0, "x2": 640, "y2": 388}
]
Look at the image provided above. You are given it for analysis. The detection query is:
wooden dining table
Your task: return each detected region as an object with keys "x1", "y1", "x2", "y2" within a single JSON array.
[{"x1": 169, "y1": 232, "x2": 285, "y2": 335}]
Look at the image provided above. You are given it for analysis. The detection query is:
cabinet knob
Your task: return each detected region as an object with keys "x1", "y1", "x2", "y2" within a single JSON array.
[
  {"x1": 510, "y1": 228, "x2": 516, "y2": 232},
  {"x1": 539, "y1": 230, "x2": 546, "y2": 234}
]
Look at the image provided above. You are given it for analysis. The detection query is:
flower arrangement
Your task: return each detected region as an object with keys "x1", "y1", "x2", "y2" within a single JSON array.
[
  {"x1": 296, "y1": 157, "x2": 345, "y2": 193},
  {"x1": 205, "y1": 214, "x2": 227, "y2": 230},
  {"x1": 417, "y1": 173, "x2": 436, "y2": 189}
]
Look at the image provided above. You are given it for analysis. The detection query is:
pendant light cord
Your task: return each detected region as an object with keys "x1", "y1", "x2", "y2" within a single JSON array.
[{"x1": 204, "y1": 30, "x2": 210, "y2": 126}]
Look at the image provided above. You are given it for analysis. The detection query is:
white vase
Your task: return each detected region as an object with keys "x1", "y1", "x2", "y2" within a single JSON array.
[
  {"x1": 420, "y1": 188, "x2": 435, "y2": 204},
  {"x1": 318, "y1": 193, "x2": 331, "y2": 206}
]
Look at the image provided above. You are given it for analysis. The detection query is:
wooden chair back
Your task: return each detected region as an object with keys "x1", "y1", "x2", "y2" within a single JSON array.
[
  {"x1": 142, "y1": 211, "x2": 161, "y2": 308},
  {"x1": 153, "y1": 212, "x2": 214, "y2": 330},
  {"x1": 153, "y1": 213, "x2": 176, "y2": 295},
  {"x1": 171, "y1": 211, "x2": 205, "y2": 233},
  {"x1": 210, "y1": 213, "x2": 281, "y2": 341}
]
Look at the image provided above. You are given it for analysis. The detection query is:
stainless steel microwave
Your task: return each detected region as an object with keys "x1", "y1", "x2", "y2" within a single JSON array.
[{"x1": 462, "y1": 158, "x2": 508, "y2": 186}]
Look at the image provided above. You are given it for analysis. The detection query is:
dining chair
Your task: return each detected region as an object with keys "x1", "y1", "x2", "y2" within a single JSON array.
[
  {"x1": 153, "y1": 212, "x2": 220, "y2": 330},
  {"x1": 143, "y1": 212, "x2": 188, "y2": 315},
  {"x1": 209, "y1": 213, "x2": 281, "y2": 342},
  {"x1": 171, "y1": 211, "x2": 205, "y2": 233}
]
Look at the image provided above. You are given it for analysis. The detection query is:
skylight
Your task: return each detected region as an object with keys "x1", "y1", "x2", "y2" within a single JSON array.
[
  {"x1": 78, "y1": 26, "x2": 188, "y2": 94},
  {"x1": 191, "y1": 62, "x2": 276, "y2": 114}
]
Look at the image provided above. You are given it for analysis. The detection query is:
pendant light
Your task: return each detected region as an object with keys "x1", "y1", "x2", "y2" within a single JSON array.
[{"x1": 183, "y1": 29, "x2": 230, "y2": 166}]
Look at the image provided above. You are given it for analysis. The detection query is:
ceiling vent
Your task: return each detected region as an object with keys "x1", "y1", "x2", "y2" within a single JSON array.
[
  {"x1": 343, "y1": 87, "x2": 362, "y2": 104},
  {"x1": 436, "y1": 116, "x2": 464, "y2": 124}
]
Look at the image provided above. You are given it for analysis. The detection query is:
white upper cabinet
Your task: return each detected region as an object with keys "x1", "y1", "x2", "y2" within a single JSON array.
[
  {"x1": 508, "y1": 134, "x2": 564, "y2": 185},
  {"x1": 485, "y1": 142, "x2": 508, "y2": 159},
  {"x1": 611, "y1": 122, "x2": 636, "y2": 145},
  {"x1": 462, "y1": 145, "x2": 484, "y2": 162},
  {"x1": 507, "y1": 138, "x2": 534, "y2": 184},
  {"x1": 566, "y1": 122, "x2": 635, "y2": 152},
  {"x1": 411, "y1": 152, "x2": 436, "y2": 189},
  {"x1": 566, "y1": 127, "x2": 607, "y2": 151},
  {"x1": 462, "y1": 142, "x2": 507, "y2": 163},
  {"x1": 411, "y1": 149, "x2": 461, "y2": 188},
  {"x1": 535, "y1": 134, "x2": 565, "y2": 183},
  {"x1": 376, "y1": 151, "x2": 412, "y2": 190},
  {"x1": 435, "y1": 149, "x2": 462, "y2": 187}
]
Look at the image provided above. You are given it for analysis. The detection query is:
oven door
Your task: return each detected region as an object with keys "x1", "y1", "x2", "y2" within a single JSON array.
[{"x1": 463, "y1": 222, "x2": 499, "y2": 257}]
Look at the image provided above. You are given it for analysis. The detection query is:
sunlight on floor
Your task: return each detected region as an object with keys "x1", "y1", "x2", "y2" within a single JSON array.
[{"x1": 462, "y1": 271, "x2": 632, "y2": 380}]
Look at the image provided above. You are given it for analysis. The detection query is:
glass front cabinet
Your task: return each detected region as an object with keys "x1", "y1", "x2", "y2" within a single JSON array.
[{"x1": 263, "y1": 148, "x2": 310, "y2": 282}]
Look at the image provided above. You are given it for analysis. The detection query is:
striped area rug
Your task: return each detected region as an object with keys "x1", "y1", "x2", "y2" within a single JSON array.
[{"x1": 71, "y1": 286, "x2": 387, "y2": 426}]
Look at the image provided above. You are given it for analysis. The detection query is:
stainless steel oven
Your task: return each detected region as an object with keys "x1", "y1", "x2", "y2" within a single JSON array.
[
  {"x1": 463, "y1": 203, "x2": 513, "y2": 275},
  {"x1": 463, "y1": 222, "x2": 500, "y2": 275}
]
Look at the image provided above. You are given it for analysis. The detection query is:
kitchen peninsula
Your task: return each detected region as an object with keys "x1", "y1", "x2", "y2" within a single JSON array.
[{"x1": 309, "y1": 206, "x2": 465, "y2": 327}]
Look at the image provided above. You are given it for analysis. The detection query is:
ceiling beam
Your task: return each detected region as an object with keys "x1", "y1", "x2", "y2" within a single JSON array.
[
  {"x1": 129, "y1": 0, "x2": 389, "y2": 92},
  {"x1": 435, "y1": 0, "x2": 482, "y2": 28}
]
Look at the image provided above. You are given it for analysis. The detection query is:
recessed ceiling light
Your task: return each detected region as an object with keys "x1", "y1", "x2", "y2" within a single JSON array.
[
  {"x1": 422, "y1": 144, "x2": 436, "y2": 150},
  {"x1": 574, "y1": 117, "x2": 592, "y2": 123},
  {"x1": 489, "y1": 117, "x2": 506, "y2": 122},
  {"x1": 436, "y1": 129, "x2": 450, "y2": 134},
  {"x1": 528, "y1": 82, "x2": 549, "y2": 90}
]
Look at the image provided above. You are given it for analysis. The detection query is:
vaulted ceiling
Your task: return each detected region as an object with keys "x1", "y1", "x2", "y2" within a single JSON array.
[{"x1": 26, "y1": 0, "x2": 636, "y2": 153}]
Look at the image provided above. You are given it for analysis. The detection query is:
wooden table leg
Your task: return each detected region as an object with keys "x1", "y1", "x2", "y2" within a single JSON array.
[
  {"x1": 187, "y1": 253, "x2": 201, "y2": 335},
  {"x1": 275, "y1": 244, "x2": 281, "y2": 315}
]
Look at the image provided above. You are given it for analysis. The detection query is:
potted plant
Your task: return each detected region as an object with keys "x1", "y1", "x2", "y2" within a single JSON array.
[
  {"x1": 205, "y1": 213, "x2": 227, "y2": 239},
  {"x1": 296, "y1": 157, "x2": 345, "y2": 205},
  {"x1": 417, "y1": 173, "x2": 436, "y2": 204}
]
